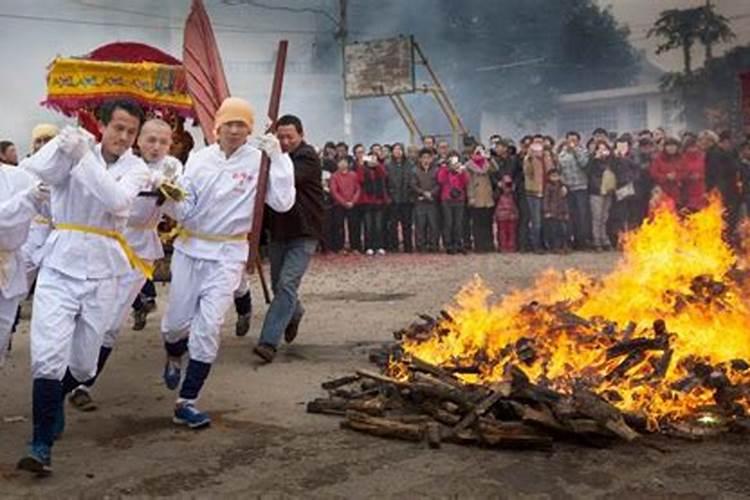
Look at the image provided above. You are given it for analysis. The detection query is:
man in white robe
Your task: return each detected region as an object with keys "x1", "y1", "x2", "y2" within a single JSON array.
[{"x1": 160, "y1": 97, "x2": 295, "y2": 429}]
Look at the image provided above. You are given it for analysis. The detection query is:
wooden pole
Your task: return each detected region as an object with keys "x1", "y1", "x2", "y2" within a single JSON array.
[{"x1": 246, "y1": 40, "x2": 289, "y2": 288}]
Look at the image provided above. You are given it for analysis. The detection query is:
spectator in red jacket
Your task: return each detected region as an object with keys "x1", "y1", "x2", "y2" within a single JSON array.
[
  {"x1": 357, "y1": 154, "x2": 390, "y2": 255},
  {"x1": 681, "y1": 135, "x2": 707, "y2": 212},
  {"x1": 649, "y1": 137, "x2": 683, "y2": 205},
  {"x1": 437, "y1": 152, "x2": 470, "y2": 254},
  {"x1": 330, "y1": 157, "x2": 361, "y2": 253}
]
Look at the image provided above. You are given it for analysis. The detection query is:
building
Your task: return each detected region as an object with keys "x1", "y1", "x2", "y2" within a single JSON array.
[{"x1": 480, "y1": 55, "x2": 685, "y2": 141}]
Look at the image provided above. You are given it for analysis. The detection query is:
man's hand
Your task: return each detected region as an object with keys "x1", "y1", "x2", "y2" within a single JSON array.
[
  {"x1": 258, "y1": 133, "x2": 282, "y2": 158},
  {"x1": 29, "y1": 182, "x2": 50, "y2": 204},
  {"x1": 58, "y1": 126, "x2": 93, "y2": 163}
]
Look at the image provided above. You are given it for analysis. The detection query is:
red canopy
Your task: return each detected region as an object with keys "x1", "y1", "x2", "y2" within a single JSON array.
[{"x1": 87, "y1": 42, "x2": 182, "y2": 65}]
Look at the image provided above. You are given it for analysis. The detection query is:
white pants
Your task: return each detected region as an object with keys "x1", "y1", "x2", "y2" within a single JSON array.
[
  {"x1": 102, "y1": 267, "x2": 149, "y2": 349},
  {"x1": 161, "y1": 251, "x2": 244, "y2": 364},
  {"x1": 30, "y1": 267, "x2": 119, "y2": 381},
  {"x1": 0, "y1": 292, "x2": 23, "y2": 367}
]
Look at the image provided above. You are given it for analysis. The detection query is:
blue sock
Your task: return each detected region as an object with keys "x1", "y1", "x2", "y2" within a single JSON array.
[
  {"x1": 164, "y1": 338, "x2": 188, "y2": 358},
  {"x1": 82, "y1": 346, "x2": 113, "y2": 388},
  {"x1": 32, "y1": 378, "x2": 62, "y2": 449},
  {"x1": 179, "y1": 359, "x2": 211, "y2": 401}
]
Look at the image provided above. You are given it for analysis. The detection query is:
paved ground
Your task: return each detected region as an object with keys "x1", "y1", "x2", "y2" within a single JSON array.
[{"x1": 1, "y1": 252, "x2": 749, "y2": 499}]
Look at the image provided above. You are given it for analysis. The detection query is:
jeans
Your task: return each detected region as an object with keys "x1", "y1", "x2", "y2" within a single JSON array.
[
  {"x1": 258, "y1": 238, "x2": 317, "y2": 347},
  {"x1": 590, "y1": 194, "x2": 613, "y2": 248},
  {"x1": 331, "y1": 205, "x2": 356, "y2": 252},
  {"x1": 414, "y1": 202, "x2": 439, "y2": 251},
  {"x1": 349, "y1": 205, "x2": 364, "y2": 252},
  {"x1": 527, "y1": 196, "x2": 543, "y2": 251},
  {"x1": 544, "y1": 217, "x2": 568, "y2": 251},
  {"x1": 363, "y1": 204, "x2": 385, "y2": 250},
  {"x1": 567, "y1": 189, "x2": 591, "y2": 249},
  {"x1": 470, "y1": 207, "x2": 495, "y2": 252},
  {"x1": 441, "y1": 202, "x2": 465, "y2": 252},
  {"x1": 386, "y1": 203, "x2": 414, "y2": 252}
]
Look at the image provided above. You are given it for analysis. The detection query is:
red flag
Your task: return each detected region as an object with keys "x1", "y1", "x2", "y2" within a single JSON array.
[{"x1": 183, "y1": 0, "x2": 230, "y2": 144}]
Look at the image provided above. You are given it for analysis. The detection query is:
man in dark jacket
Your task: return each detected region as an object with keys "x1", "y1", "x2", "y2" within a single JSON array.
[
  {"x1": 411, "y1": 148, "x2": 440, "y2": 252},
  {"x1": 385, "y1": 143, "x2": 415, "y2": 252},
  {"x1": 254, "y1": 115, "x2": 323, "y2": 363},
  {"x1": 706, "y1": 131, "x2": 741, "y2": 243}
]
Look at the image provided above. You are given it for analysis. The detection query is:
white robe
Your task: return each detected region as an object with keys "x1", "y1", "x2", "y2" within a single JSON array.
[
  {"x1": 161, "y1": 142, "x2": 294, "y2": 366},
  {"x1": 0, "y1": 164, "x2": 38, "y2": 365},
  {"x1": 24, "y1": 138, "x2": 151, "y2": 380}
]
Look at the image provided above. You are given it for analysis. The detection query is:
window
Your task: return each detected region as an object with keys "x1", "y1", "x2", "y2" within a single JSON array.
[
  {"x1": 626, "y1": 100, "x2": 647, "y2": 131},
  {"x1": 557, "y1": 105, "x2": 618, "y2": 137}
]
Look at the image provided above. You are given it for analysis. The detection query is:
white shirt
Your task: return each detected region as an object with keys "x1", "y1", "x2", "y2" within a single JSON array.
[
  {"x1": 0, "y1": 164, "x2": 38, "y2": 297},
  {"x1": 24, "y1": 138, "x2": 151, "y2": 280},
  {"x1": 124, "y1": 155, "x2": 183, "y2": 261},
  {"x1": 17, "y1": 156, "x2": 53, "y2": 269},
  {"x1": 171, "y1": 143, "x2": 295, "y2": 262}
]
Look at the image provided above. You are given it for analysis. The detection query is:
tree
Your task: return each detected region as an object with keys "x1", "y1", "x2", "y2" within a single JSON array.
[
  {"x1": 648, "y1": 7, "x2": 703, "y2": 75},
  {"x1": 699, "y1": 1, "x2": 735, "y2": 62}
]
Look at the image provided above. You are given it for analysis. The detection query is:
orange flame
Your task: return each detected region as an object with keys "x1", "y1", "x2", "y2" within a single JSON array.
[{"x1": 393, "y1": 197, "x2": 750, "y2": 429}]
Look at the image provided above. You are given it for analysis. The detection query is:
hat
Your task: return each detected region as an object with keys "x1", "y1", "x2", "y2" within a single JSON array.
[
  {"x1": 31, "y1": 123, "x2": 59, "y2": 142},
  {"x1": 214, "y1": 97, "x2": 255, "y2": 134}
]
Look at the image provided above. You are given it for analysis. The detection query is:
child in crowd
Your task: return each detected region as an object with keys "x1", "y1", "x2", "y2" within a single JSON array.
[
  {"x1": 494, "y1": 174, "x2": 519, "y2": 252},
  {"x1": 542, "y1": 168, "x2": 569, "y2": 253}
]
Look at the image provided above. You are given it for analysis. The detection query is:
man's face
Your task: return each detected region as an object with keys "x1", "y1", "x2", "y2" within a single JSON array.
[
  {"x1": 494, "y1": 143, "x2": 507, "y2": 157},
  {"x1": 336, "y1": 145, "x2": 348, "y2": 158},
  {"x1": 100, "y1": 109, "x2": 141, "y2": 159},
  {"x1": 566, "y1": 135, "x2": 579, "y2": 148},
  {"x1": 2, "y1": 144, "x2": 18, "y2": 165},
  {"x1": 392, "y1": 145, "x2": 404, "y2": 160},
  {"x1": 437, "y1": 141, "x2": 449, "y2": 158},
  {"x1": 137, "y1": 123, "x2": 172, "y2": 163},
  {"x1": 424, "y1": 137, "x2": 435, "y2": 149},
  {"x1": 276, "y1": 124, "x2": 302, "y2": 154},
  {"x1": 654, "y1": 129, "x2": 665, "y2": 142},
  {"x1": 665, "y1": 144, "x2": 679, "y2": 156},
  {"x1": 32, "y1": 136, "x2": 54, "y2": 154},
  {"x1": 354, "y1": 147, "x2": 365, "y2": 162},
  {"x1": 217, "y1": 121, "x2": 251, "y2": 153},
  {"x1": 418, "y1": 154, "x2": 432, "y2": 168},
  {"x1": 594, "y1": 133, "x2": 607, "y2": 143},
  {"x1": 371, "y1": 145, "x2": 382, "y2": 158},
  {"x1": 719, "y1": 139, "x2": 732, "y2": 151}
]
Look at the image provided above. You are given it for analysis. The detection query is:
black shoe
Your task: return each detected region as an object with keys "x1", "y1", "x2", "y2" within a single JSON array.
[
  {"x1": 69, "y1": 387, "x2": 97, "y2": 412},
  {"x1": 235, "y1": 313, "x2": 251, "y2": 337},
  {"x1": 133, "y1": 308, "x2": 148, "y2": 331},
  {"x1": 284, "y1": 318, "x2": 300, "y2": 344},
  {"x1": 253, "y1": 343, "x2": 276, "y2": 363}
]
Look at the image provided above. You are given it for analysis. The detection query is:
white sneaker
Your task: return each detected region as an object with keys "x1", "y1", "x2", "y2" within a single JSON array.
[
  {"x1": 377, "y1": 248, "x2": 386, "y2": 256},
  {"x1": 366, "y1": 249, "x2": 375, "y2": 256}
]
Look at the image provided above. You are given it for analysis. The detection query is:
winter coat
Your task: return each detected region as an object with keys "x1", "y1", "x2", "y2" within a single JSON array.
[
  {"x1": 386, "y1": 158, "x2": 415, "y2": 204},
  {"x1": 437, "y1": 166, "x2": 469, "y2": 203},
  {"x1": 706, "y1": 146, "x2": 740, "y2": 205},
  {"x1": 494, "y1": 190, "x2": 519, "y2": 221},
  {"x1": 330, "y1": 170, "x2": 361, "y2": 207},
  {"x1": 587, "y1": 157, "x2": 617, "y2": 196},
  {"x1": 543, "y1": 180, "x2": 569, "y2": 220},
  {"x1": 466, "y1": 159, "x2": 496, "y2": 208},
  {"x1": 357, "y1": 163, "x2": 389, "y2": 205},
  {"x1": 649, "y1": 152, "x2": 682, "y2": 203},
  {"x1": 557, "y1": 146, "x2": 589, "y2": 191},
  {"x1": 267, "y1": 142, "x2": 325, "y2": 242},
  {"x1": 681, "y1": 150, "x2": 706, "y2": 211},
  {"x1": 410, "y1": 164, "x2": 440, "y2": 204},
  {"x1": 523, "y1": 154, "x2": 552, "y2": 197}
]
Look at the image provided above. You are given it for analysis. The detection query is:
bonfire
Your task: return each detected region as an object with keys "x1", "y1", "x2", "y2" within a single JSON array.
[{"x1": 309, "y1": 198, "x2": 750, "y2": 449}]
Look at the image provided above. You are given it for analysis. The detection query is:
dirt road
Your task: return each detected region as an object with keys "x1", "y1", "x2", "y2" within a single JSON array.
[{"x1": 1, "y1": 252, "x2": 748, "y2": 498}]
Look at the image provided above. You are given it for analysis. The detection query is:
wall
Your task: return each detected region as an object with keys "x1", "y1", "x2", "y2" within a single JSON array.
[{"x1": 0, "y1": 0, "x2": 344, "y2": 155}]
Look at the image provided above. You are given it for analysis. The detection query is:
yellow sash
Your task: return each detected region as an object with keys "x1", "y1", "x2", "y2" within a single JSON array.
[
  {"x1": 55, "y1": 223, "x2": 154, "y2": 280},
  {"x1": 174, "y1": 226, "x2": 248, "y2": 243}
]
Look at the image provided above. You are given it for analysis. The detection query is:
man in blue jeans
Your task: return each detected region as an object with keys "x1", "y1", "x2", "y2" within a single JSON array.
[{"x1": 253, "y1": 115, "x2": 324, "y2": 363}]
